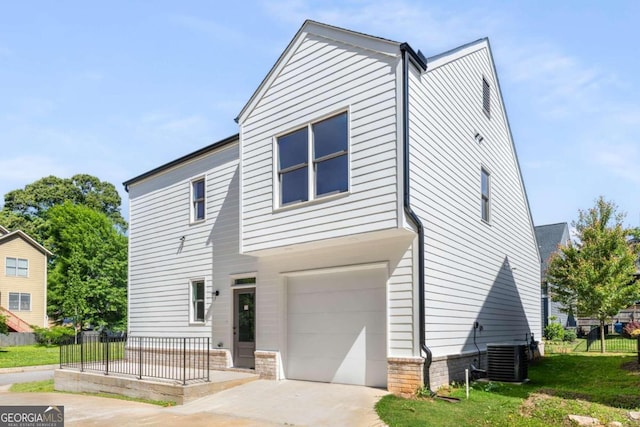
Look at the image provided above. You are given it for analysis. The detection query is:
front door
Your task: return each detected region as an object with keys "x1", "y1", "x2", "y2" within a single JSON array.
[{"x1": 233, "y1": 288, "x2": 255, "y2": 369}]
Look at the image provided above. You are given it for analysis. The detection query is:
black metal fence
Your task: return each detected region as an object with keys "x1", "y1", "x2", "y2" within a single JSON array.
[
  {"x1": 585, "y1": 327, "x2": 639, "y2": 353},
  {"x1": 60, "y1": 334, "x2": 210, "y2": 385}
]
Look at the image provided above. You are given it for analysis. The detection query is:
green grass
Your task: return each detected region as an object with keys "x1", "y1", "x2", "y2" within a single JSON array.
[
  {"x1": 0, "y1": 344, "x2": 60, "y2": 368},
  {"x1": 0, "y1": 342, "x2": 126, "y2": 369},
  {"x1": 543, "y1": 339, "x2": 584, "y2": 354},
  {"x1": 376, "y1": 354, "x2": 640, "y2": 426},
  {"x1": 9, "y1": 379, "x2": 175, "y2": 407}
]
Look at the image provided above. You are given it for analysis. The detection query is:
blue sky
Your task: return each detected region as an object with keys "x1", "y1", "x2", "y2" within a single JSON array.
[{"x1": 1, "y1": 1, "x2": 639, "y2": 227}]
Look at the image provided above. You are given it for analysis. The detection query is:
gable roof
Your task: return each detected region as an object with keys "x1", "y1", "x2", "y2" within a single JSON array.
[
  {"x1": 535, "y1": 222, "x2": 569, "y2": 276},
  {"x1": 235, "y1": 20, "x2": 406, "y2": 124},
  {"x1": 0, "y1": 228, "x2": 53, "y2": 257},
  {"x1": 0, "y1": 225, "x2": 8, "y2": 236}
]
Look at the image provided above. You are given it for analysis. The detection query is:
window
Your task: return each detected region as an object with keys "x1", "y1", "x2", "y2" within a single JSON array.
[
  {"x1": 191, "y1": 280, "x2": 205, "y2": 323},
  {"x1": 482, "y1": 77, "x2": 491, "y2": 117},
  {"x1": 277, "y1": 112, "x2": 348, "y2": 206},
  {"x1": 481, "y1": 168, "x2": 491, "y2": 222},
  {"x1": 6, "y1": 257, "x2": 28, "y2": 277},
  {"x1": 9, "y1": 292, "x2": 30, "y2": 311},
  {"x1": 191, "y1": 178, "x2": 205, "y2": 222}
]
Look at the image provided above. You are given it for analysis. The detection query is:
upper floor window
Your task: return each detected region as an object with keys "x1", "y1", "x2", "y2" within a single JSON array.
[
  {"x1": 6, "y1": 257, "x2": 28, "y2": 277},
  {"x1": 9, "y1": 292, "x2": 30, "y2": 311},
  {"x1": 482, "y1": 77, "x2": 491, "y2": 117},
  {"x1": 190, "y1": 280, "x2": 205, "y2": 323},
  {"x1": 191, "y1": 178, "x2": 205, "y2": 222},
  {"x1": 481, "y1": 168, "x2": 491, "y2": 222},
  {"x1": 277, "y1": 112, "x2": 349, "y2": 206}
]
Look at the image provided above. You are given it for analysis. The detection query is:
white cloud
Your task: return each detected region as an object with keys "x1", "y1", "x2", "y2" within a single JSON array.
[{"x1": 592, "y1": 142, "x2": 640, "y2": 185}]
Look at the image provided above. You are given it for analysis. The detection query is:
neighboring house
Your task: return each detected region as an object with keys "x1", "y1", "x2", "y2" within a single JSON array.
[
  {"x1": 124, "y1": 21, "x2": 541, "y2": 393},
  {"x1": 535, "y1": 222, "x2": 575, "y2": 329},
  {"x1": 0, "y1": 225, "x2": 52, "y2": 330}
]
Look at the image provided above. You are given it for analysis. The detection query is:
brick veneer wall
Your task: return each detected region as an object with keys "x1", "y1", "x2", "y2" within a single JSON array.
[
  {"x1": 255, "y1": 351, "x2": 279, "y2": 380},
  {"x1": 210, "y1": 349, "x2": 232, "y2": 370},
  {"x1": 387, "y1": 357, "x2": 424, "y2": 395},
  {"x1": 429, "y1": 352, "x2": 486, "y2": 389}
]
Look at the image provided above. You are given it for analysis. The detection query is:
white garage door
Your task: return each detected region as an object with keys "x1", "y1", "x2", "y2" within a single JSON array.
[{"x1": 286, "y1": 267, "x2": 387, "y2": 387}]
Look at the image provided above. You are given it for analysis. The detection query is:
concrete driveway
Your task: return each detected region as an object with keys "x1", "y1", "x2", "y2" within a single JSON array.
[{"x1": 0, "y1": 379, "x2": 388, "y2": 426}]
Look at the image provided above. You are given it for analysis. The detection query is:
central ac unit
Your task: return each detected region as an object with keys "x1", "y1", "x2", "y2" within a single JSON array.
[{"x1": 487, "y1": 343, "x2": 528, "y2": 382}]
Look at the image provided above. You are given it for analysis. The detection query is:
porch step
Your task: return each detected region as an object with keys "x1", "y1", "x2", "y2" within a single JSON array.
[{"x1": 207, "y1": 369, "x2": 260, "y2": 394}]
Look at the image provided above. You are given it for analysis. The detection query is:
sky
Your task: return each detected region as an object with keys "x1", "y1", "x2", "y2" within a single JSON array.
[{"x1": 1, "y1": 1, "x2": 639, "y2": 228}]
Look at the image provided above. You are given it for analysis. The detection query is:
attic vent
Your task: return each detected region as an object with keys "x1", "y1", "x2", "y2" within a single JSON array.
[
  {"x1": 487, "y1": 343, "x2": 528, "y2": 382},
  {"x1": 482, "y1": 77, "x2": 491, "y2": 117}
]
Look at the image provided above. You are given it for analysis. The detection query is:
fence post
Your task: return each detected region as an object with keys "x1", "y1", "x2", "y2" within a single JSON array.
[
  {"x1": 105, "y1": 336, "x2": 109, "y2": 376},
  {"x1": 183, "y1": 337, "x2": 187, "y2": 386},
  {"x1": 637, "y1": 336, "x2": 639, "y2": 365},
  {"x1": 207, "y1": 337, "x2": 210, "y2": 382},
  {"x1": 138, "y1": 337, "x2": 143, "y2": 380},
  {"x1": 80, "y1": 333, "x2": 84, "y2": 372}
]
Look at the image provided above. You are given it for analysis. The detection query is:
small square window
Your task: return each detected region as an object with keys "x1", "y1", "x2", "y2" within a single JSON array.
[
  {"x1": 191, "y1": 179, "x2": 205, "y2": 222},
  {"x1": 8, "y1": 292, "x2": 30, "y2": 311},
  {"x1": 482, "y1": 77, "x2": 491, "y2": 117},
  {"x1": 191, "y1": 280, "x2": 205, "y2": 323},
  {"x1": 481, "y1": 168, "x2": 491, "y2": 222},
  {"x1": 6, "y1": 257, "x2": 28, "y2": 277}
]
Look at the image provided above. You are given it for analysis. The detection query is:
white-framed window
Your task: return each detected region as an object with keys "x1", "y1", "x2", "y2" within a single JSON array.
[
  {"x1": 191, "y1": 178, "x2": 205, "y2": 222},
  {"x1": 482, "y1": 77, "x2": 491, "y2": 117},
  {"x1": 6, "y1": 257, "x2": 28, "y2": 277},
  {"x1": 276, "y1": 111, "x2": 349, "y2": 206},
  {"x1": 9, "y1": 292, "x2": 30, "y2": 311},
  {"x1": 481, "y1": 167, "x2": 491, "y2": 222},
  {"x1": 190, "y1": 280, "x2": 205, "y2": 323}
]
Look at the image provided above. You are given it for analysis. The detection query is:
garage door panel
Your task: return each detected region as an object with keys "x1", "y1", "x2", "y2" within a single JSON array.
[
  {"x1": 288, "y1": 312, "x2": 387, "y2": 334},
  {"x1": 286, "y1": 268, "x2": 387, "y2": 387},
  {"x1": 287, "y1": 288, "x2": 385, "y2": 314}
]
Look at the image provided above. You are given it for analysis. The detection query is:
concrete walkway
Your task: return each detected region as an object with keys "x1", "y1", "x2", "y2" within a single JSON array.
[{"x1": 0, "y1": 379, "x2": 388, "y2": 426}]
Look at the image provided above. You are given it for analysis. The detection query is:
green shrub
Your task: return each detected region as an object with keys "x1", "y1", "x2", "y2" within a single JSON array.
[
  {"x1": 622, "y1": 321, "x2": 640, "y2": 339},
  {"x1": 562, "y1": 328, "x2": 577, "y2": 342},
  {"x1": 544, "y1": 321, "x2": 565, "y2": 341},
  {"x1": 32, "y1": 325, "x2": 75, "y2": 346}
]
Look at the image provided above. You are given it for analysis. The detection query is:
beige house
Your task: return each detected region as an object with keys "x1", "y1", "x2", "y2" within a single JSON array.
[{"x1": 0, "y1": 225, "x2": 51, "y2": 330}]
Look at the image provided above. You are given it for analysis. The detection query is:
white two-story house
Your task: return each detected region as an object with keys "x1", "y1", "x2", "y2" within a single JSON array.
[{"x1": 124, "y1": 20, "x2": 541, "y2": 393}]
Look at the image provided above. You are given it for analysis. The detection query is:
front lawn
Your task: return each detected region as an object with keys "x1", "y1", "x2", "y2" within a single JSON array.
[
  {"x1": 377, "y1": 354, "x2": 640, "y2": 426},
  {"x1": 0, "y1": 341, "x2": 125, "y2": 369},
  {"x1": 0, "y1": 345, "x2": 59, "y2": 368}
]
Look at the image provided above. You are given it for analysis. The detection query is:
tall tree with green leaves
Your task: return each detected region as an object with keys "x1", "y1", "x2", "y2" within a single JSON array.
[
  {"x1": 546, "y1": 197, "x2": 640, "y2": 353},
  {"x1": 0, "y1": 174, "x2": 126, "y2": 241},
  {"x1": 46, "y1": 202, "x2": 128, "y2": 330},
  {"x1": 0, "y1": 312, "x2": 8, "y2": 335}
]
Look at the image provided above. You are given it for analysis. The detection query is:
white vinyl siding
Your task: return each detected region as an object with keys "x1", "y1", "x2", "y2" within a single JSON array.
[
  {"x1": 240, "y1": 31, "x2": 400, "y2": 253},
  {"x1": 407, "y1": 43, "x2": 541, "y2": 358},
  {"x1": 127, "y1": 142, "x2": 257, "y2": 339}
]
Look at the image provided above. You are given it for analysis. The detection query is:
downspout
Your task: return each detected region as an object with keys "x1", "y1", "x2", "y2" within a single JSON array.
[{"x1": 399, "y1": 44, "x2": 432, "y2": 392}]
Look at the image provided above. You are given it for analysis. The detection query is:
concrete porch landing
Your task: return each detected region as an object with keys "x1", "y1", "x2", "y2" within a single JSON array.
[{"x1": 54, "y1": 368, "x2": 259, "y2": 405}]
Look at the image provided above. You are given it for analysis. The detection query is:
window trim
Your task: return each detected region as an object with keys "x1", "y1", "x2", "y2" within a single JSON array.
[
  {"x1": 190, "y1": 177, "x2": 206, "y2": 223},
  {"x1": 274, "y1": 110, "x2": 350, "y2": 209},
  {"x1": 6, "y1": 257, "x2": 28, "y2": 277},
  {"x1": 8, "y1": 292, "x2": 31, "y2": 311},
  {"x1": 189, "y1": 279, "x2": 206, "y2": 324},
  {"x1": 481, "y1": 167, "x2": 491, "y2": 223}
]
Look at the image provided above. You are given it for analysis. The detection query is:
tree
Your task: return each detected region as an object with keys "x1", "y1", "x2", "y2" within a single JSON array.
[
  {"x1": 546, "y1": 197, "x2": 640, "y2": 353},
  {"x1": 0, "y1": 312, "x2": 8, "y2": 335},
  {"x1": 0, "y1": 174, "x2": 127, "y2": 241},
  {"x1": 46, "y1": 202, "x2": 128, "y2": 330}
]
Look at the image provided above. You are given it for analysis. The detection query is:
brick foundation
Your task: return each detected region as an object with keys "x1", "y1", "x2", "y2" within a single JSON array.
[
  {"x1": 387, "y1": 357, "x2": 424, "y2": 395},
  {"x1": 428, "y1": 352, "x2": 486, "y2": 390},
  {"x1": 255, "y1": 351, "x2": 279, "y2": 380}
]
